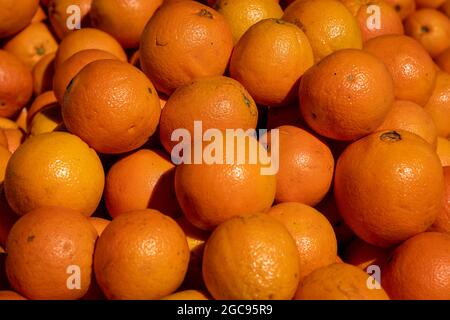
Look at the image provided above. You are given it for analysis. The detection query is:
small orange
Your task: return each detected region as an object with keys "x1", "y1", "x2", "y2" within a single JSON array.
[
  {"x1": 0, "y1": 0, "x2": 39, "y2": 38},
  {"x1": 424, "y1": 71, "x2": 450, "y2": 138},
  {"x1": 48, "y1": 0, "x2": 93, "y2": 39},
  {"x1": 26, "y1": 91, "x2": 58, "y2": 127},
  {"x1": 31, "y1": 4, "x2": 46, "y2": 22},
  {"x1": 0, "y1": 291, "x2": 27, "y2": 300},
  {"x1": 429, "y1": 166, "x2": 450, "y2": 233},
  {"x1": 382, "y1": 232, "x2": 450, "y2": 300},
  {"x1": 203, "y1": 213, "x2": 300, "y2": 300},
  {"x1": 0, "y1": 146, "x2": 11, "y2": 184},
  {"x1": 32, "y1": 52, "x2": 55, "y2": 96},
  {"x1": 3, "y1": 129, "x2": 25, "y2": 154},
  {"x1": 161, "y1": 290, "x2": 209, "y2": 300},
  {"x1": 94, "y1": 209, "x2": 190, "y2": 300},
  {"x1": 344, "y1": 237, "x2": 391, "y2": 270},
  {"x1": 88, "y1": 217, "x2": 110, "y2": 236},
  {"x1": 436, "y1": 47, "x2": 450, "y2": 73},
  {"x1": 385, "y1": 0, "x2": 416, "y2": 19},
  {"x1": 27, "y1": 93, "x2": 62, "y2": 137},
  {"x1": 437, "y1": 137, "x2": 450, "y2": 166}
]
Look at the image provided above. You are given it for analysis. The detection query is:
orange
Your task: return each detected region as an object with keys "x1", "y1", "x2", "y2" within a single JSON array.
[
  {"x1": 437, "y1": 137, "x2": 450, "y2": 166},
  {"x1": 161, "y1": 290, "x2": 209, "y2": 300},
  {"x1": 0, "y1": 50, "x2": 33, "y2": 118},
  {"x1": 0, "y1": 146, "x2": 11, "y2": 184},
  {"x1": 105, "y1": 149, "x2": 180, "y2": 218},
  {"x1": 31, "y1": 5, "x2": 46, "y2": 23},
  {"x1": 53, "y1": 49, "x2": 119, "y2": 105},
  {"x1": 385, "y1": 0, "x2": 416, "y2": 19},
  {"x1": 376, "y1": 100, "x2": 438, "y2": 147},
  {"x1": 295, "y1": 263, "x2": 389, "y2": 300},
  {"x1": 62, "y1": 59, "x2": 161, "y2": 154},
  {"x1": 424, "y1": 71, "x2": 450, "y2": 138},
  {"x1": 29, "y1": 104, "x2": 62, "y2": 136},
  {"x1": 429, "y1": 166, "x2": 450, "y2": 233},
  {"x1": 0, "y1": 291, "x2": 27, "y2": 300},
  {"x1": 140, "y1": 1, "x2": 233, "y2": 95},
  {"x1": 94, "y1": 209, "x2": 190, "y2": 300},
  {"x1": 0, "y1": 187, "x2": 18, "y2": 247},
  {"x1": 0, "y1": 0, "x2": 39, "y2": 38},
  {"x1": 6, "y1": 206, "x2": 98, "y2": 300},
  {"x1": 4, "y1": 132, "x2": 105, "y2": 216},
  {"x1": 442, "y1": 0, "x2": 450, "y2": 17},
  {"x1": 283, "y1": 0, "x2": 363, "y2": 63},
  {"x1": 382, "y1": 232, "x2": 450, "y2": 299},
  {"x1": 90, "y1": 0, "x2": 163, "y2": 48},
  {"x1": 268, "y1": 202, "x2": 337, "y2": 281},
  {"x1": 202, "y1": 213, "x2": 300, "y2": 300},
  {"x1": 159, "y1": 76, "x2": 258, "y2": 154},
  {"x1": 229, "y1": 19, "x2": 313, "y2": 107},
  {"x1": 404, "y1": 9, "x2": 450, "y2": 58},
  {"x1": 268, "y1": 126, "x2": 334, "y2": 205},
  {"x1": 214, "y1": 0, "x2": 283, "y2": 43},
  {"x1": 364, "y1": 35, "x2": 437, "y2": 106},
  {"x1": 26, "y1": 91, "x2": 58, "y2": 127},
  {"x1": 32, "y1": 52, "x2": 55, "y2": 96},
  {"x1": 416, "y1": 0, "x2": 446, "y2": 8},
  {"x1": 341, "y1": 0, "x2": 404, "y2": 42},
  {"x1": 334, "y1": 130, "x2": 444, "y2": 247},
  {"x1": 174, "y1": 136, "x2": 276, "y2": 230},
  {"x1": 344, "y1": 237, "x2": 391, "y2": 270},
  {"x1": 436, "y1": 47, "x2": 450, "y2": 73},
  {"x1": 3, "y1": 129, "x2": 25, "y2": 154},
  {"x1": 54, "y1": 28, "x2": 127, "y2": 68},
  {"x1": 48, "y1": 0, "x2": 93, "y2": 39},
  {"x1": 0, "y1": 131, "x2": 8, "y2": 150},
  {"x1": 299, "y1": 49, "x2": 394, "y2": 140},
  {"x1": 88, "y1": 217, "x2": 110, "y2": 236},
  {"x1": 3, "y1": 22, "x2": 58, "y2": 70}
]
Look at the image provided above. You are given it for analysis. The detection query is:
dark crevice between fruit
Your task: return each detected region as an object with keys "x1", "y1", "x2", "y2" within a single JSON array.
[{"x1": 66, "y1": 78, "x2": 75, "y2": 94}]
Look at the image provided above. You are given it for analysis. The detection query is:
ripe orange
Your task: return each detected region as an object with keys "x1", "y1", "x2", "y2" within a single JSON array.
[
  {"x1": 429, "y1": 166, "x2": 450, "y2": 233},
  {"x1": 404, "y1": 9, "x2": 450, "y2": 58},
  {"x1": 229, "y1": 18, "x2": 313, "y2": 107},
  {"x1": 295, "y1": 263, "x2": 389, "y2": 300},
  {"x1": 424, "y1": 71, "x2": 450, "y2": 138},
  {"x1": 53, "y1": 49, "x2": 119, "y2": 105},
  {"x1": 3, "y1": 22, "x2": 58, "y2": 70},
  {"x1": 90, "y1": 0, "x2": 163, "y2": 48},
  {"x1": 283, "y1": 0, "x2": 363, "y2": 63},
  {"x1": 376, "y1": 100, "x2": 438, "y2": 147},
  {"x1": 0, "y1": 146, "x2": 11, "y2": 184},
  {"x1": 334, "y1": 130, "x2": 444, "y2": 247},
  {"x1": 159, "y1": 76, "x2": 258, "y2": 154},
  {"x1": 436, "y1": 47, "x2": 450, "y2": 73},
  {"x1": 26, "y1": 91, "x2": 58, "y2": 126},
  {"x1": 31, "y1": 4, "x2": 46, "y2": 23},
  {"x1": 268, "y1": 202, "x2": 337, "y2": 281},
  {"x1": 88, "y1": 217, "x2": 110, "y2": 236},
  {"x1": 32, "y1": 52, "x2": 55, "y2": 96},
  {"x1": 6, "y1": 206, "x2": 98, "y2": 299},
  {"x1": 344, "y1": 237, "x2": 391, "y2": 270},
  {"x1": 0, "y1": 187, "x2": 18, "y2": 247},
  {"x1": 140, "y1": 1, "x2": 233, "y2": 95},
  {"x1": 203, "y1": 213, "x2": 300, "y2": 300},
  {"x1": 105, "y1": 149, "x2": 180, "y2": 218},
  {"x1": 0, "y1": 291, "x2": 27, "y2": 300},
  {"x1": 364, "y1": 35, "x2": 437, "y2": 106},
  {"x1": 54, "y1": 28, "x2": 127, "y2": 68},
  {"x1": 4, "y1": 132, "x2": 105, "y2": 216},
  {"x1": 162, "y1": 290, "x2": 209, "y2": 300},
  {"x1": 0, "y1": 50, "x2": 33, "y2": 118},
  {"x1": 62, "y1": 59, "x2": 161, "y2": 154},
  {"x1": 94, "y1": 209, "x2": 190, "y2": 300},
  {"x1": 2, "y1": 128, "x2": 25, "y2": 154},
  {"x1": 299, "y1": 49, "x2": 394, "y2": 140},
  {"x1": 382, "y1": 232, "x2": 450, "y2": 299},
  {"x1": 0, "y1": 0, "x2": 39, "y2": 38},
  {"x1": 27, "y1": 92, "x2": 62, "y2": 136},
  {"x1": 416, "y1": 0, "x2": 446, "y2": 8},
  {"x1": 385, "y1": 0, "x2": 416, "y2": 19},
  {"x1": 437, "y1": 137, "x2": 450, "y2": 166},
  {"x1": 48, "y1": 0, "x2": 93, "y2": 39}
]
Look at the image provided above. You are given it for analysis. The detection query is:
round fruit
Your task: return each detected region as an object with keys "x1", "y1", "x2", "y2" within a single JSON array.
[
  {"x1": 437, "y1": 137, "x2": 450, "y2": 166},
  {"x1": 202, "y1": 213, "x2": 300, "y2": 300},
  {"x1": 382, "y1": 232, "x2": 450, "y2": 300},
  {"x1": 429, "y1": 166, "x2": 450, "y2": 233},
  {"x1": 229, "y1": 18, "x2": 314, "y2": 107},
  {"x1": 62, "y1": 59, "x2": 161, "y2": 154},
  {"x1": 334, "y1": 130, "x2": 444, "y2": 247},
  {"x1": 94, "y1": 209, "x2": 190, "y2": 300},
  {"x1": 0, "y1": 187, "x2": 18, "y2": 247},
  {"x1": 26, "y1": 91, "x2": 58, "y2": 126},
  {"x1": 48, "y1": 0, "x2": 92, "y2": 39},
  {"x1": 88, "y1": 217, "x2": 110, "y2": 236},
  {"x1": 299, "y1": 48, "x2": 394, "y2": 140},
  {"x1": 344, "y1": 237, "x2": 391, "y2": 270},
  {"x1": 416, "y1": 0, "x2": 446, "y2": 8},
  {"x1": 140, "y1": 1, "x2": 233, "y2": 95},
  {"x1": 161, "y1": 290, "x2": 209, "y2": 300},
  {"x1": 4, "y1": 132, "x2": 104, "y2": 216},
  {"x1": 436, "y1": 47, "x2": 450, "y2": 73},
  {"x1": 0, "y1": 291, "x2": 27, "y2": 300},
  {"x1": 32, "y1": 52, "x2": 55, "y2": 96},
  {"x1": 424, "y1": 71, "x2": 450, "y2": 138},
  {"x1": 6, "y1": 206, "x2": 98, "y2": 300},
  {"x1": 0, "y1": 0, "x2": 39, "y2": 38},
  {"x1": 385, "y1": 0, "x2": 416, "y2": 19}
]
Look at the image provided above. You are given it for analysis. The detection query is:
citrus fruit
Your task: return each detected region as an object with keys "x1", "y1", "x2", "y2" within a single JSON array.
[
  {"x1": 437, "y1": 137, "x2": 450, "y2": 166},
  {"x1": 48, "y1": 0, "x2": 93, "y2": 39},
  {"x1": 429, "y1": 166, "x2": 450, "y2": 233},
  {"x1": 161, "y1": 290, "x2": 209, "y2": 300},
  {"x1": 0, "y1": 0, "x2": 39, "y2": 38},
  {"x1": 424, "y1": 71, "x2": 450, "y2": 138}
]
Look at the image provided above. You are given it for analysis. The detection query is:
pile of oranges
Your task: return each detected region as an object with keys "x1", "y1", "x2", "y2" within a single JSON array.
[{"x1": 0, "y1": 0, "x2": 449, "y2": 300}]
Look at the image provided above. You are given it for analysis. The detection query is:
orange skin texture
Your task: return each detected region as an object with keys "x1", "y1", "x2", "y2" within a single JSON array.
[
  {"x1": 424, "y1": 71, "x2": 450, "y2": 138},
  {"x1": 88, "y1": 217, "x2": 110, "y2": 236},
  {"x1": 3, "y1": 22, "x2": 58, "y2": 70},
  {"x1": 94, "y1": 209, "x2": 190, "y2": 300},
  {"x1": 6, "y1": 206, "x2": 98, "y2": 300},
  {"x1": 48, "y1": 0, "x2": 93, "y2": 40},
  {"x1": 62, "y1": 60, "x2": 161, "y2": 154},
  {"x1": 429, "y1": 167, "x2": 450, "y2": 233},
  {"x1": 299, "y1": 48, "x2": 395, "y2": 141},
  {"x1": 283, "y1": 0, "x2": 363, "y2": 63},
  {"x1": 54, "y1": 28, "x2": 127, "y2": 68},
  {"x1": 363, "y1": 35, "x2": 437, "y2": 106},
  {"x1": 341, "y1": 0, "x2": 404, "y2": 42},
  {"x1": 202, "y1": 213, "x2": 300, "y2": 300},
  {"x1": 268, "y1": 202, "x2": 337, "y2": 282},
  {"x1": 140, "y1": 1, "x2": 234, "y2": 95},
  {"x1": 4, "y1": 132, "x2": 105, "y2": 216},
  {"x1": 0, "y1": 50, "x2": 33, "y2": 118},
  {"x1": 159, "y1": 76, "x2": 258, "y2": 154},
  {"x1": 334, "y1": 130, "x2": 444, "y2": 247},
  {"x1": 437, "y1": 137, "x2": 450, "y2": 166},
  {"x1": 26, "y1": 91, "x2": 58, "y2": 126},
  {"x1": 0, "y1": 0, "x2": 39, "y2": 38},
  {"x1": 105, "y1": 149, "x2": 181, "y2": 219},
  {"x1": 404, "y1": 9, "x2": 450, "y2": 58},
  {"x1": 162, "y1": 290, "x2": 209, "y2": 300},
  {"x1": 0, "y1": 291, "x2": 27, "y2": 300},
  {"x1": 53, "y1": 49, "x2": 119, "y2": 105},
  {"x1": 269, "y1": 125, "x2": 334, "y2": 205},
  {"x1": 295, "y1": 263, "x2": 390, "y2": 300},
  {"x1": 0, "y1": 131, "x2": 8, "y2": 150},
  {"x1": 230, "y1": 19, "x2": 314, "y2": 107},
  {"x1": 3, "y1": 129, "x2": 25, "y2": 154},
  {"x1": 376, "y1": 100, "x2": 438, "y2": 148},
  {"x1": 0, "y1": 146, "x2": 11, "y2": 183},
  {"x1": 436, "y1": 47, "x2": 450, "y2": 73},
  {"x1": 416, "y1": 0, "x2": 446, "y2": 8},
  {"x1": 32, "y1": 52, "x2": 55, "y2": 96},
  {"x1": 90, "y1": 0, "x2": 163, "y2": 48},
  {"x1": 384, "y1": 0, "x2": 416, "y2": 19},
  {"x1": 382, "y1": 232, "x2": 450, "y2": 300},
  {"x1": 344, "y1": 237, "x2": 392, "y2": 270}
]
